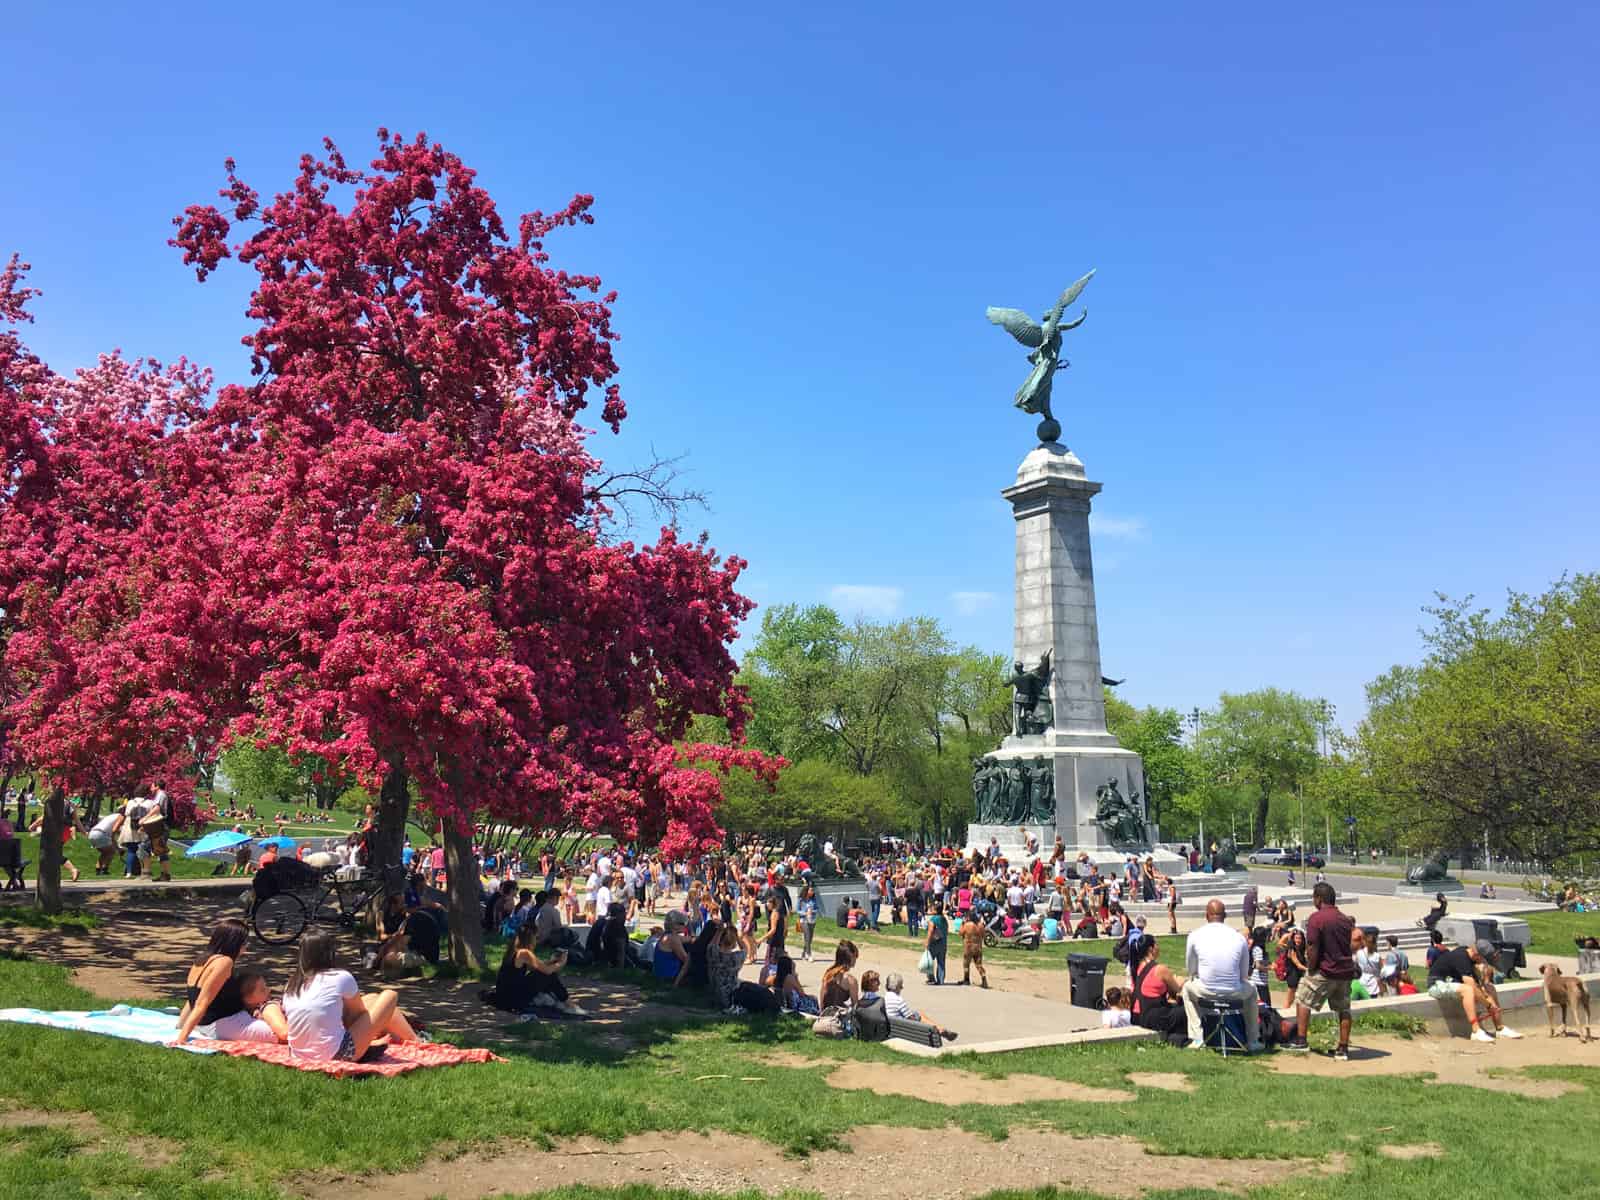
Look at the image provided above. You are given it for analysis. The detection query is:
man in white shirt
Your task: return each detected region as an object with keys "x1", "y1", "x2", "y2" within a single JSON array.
[
  {"x1": 1005, "y1": 881, "x2": 1024, "y2": 919},
  {"x1": 593, "y1": 879, "x2": 613, "y2": 920},
  {"x1": 1182, "y1": 900, "x2": 1262, "y2": 1052}
]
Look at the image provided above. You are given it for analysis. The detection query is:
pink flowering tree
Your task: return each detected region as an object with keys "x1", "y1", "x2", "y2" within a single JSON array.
[
  {"x1": 171, "y1": 132, "x2": 775, "y2": 963},
  {"x1": 0, "y1": 262, "x2": 226, "y2": 909}
]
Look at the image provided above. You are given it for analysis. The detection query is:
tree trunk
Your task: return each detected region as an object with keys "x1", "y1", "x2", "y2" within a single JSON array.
[
  {"x1": 442, "y1": 820, "x2": 485, "y2": 971},
  {"x1": 36, "y1": 786, "x2": 66, "y2": 915},
  {"x1": 372, "y1": 765, "x2": 409, "y2": 885},
  {"x1": 1253, "y1": 784, "x2": 1271, "y2": 851}
]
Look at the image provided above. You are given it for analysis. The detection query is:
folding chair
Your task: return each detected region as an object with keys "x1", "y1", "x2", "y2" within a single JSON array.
[{"x1": 1196, "y1": 997, "x2": 1248, "y2": 1057}]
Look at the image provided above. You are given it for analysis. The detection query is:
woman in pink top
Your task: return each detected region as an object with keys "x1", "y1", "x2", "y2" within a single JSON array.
[{"x1": 956, "y1": 885, "x2": 973, "y2": 915}]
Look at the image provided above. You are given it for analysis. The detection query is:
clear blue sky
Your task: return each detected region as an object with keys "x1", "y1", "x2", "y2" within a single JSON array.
[{"x1": 5, "y1": 4, "x2": 1596, "y2": 728}]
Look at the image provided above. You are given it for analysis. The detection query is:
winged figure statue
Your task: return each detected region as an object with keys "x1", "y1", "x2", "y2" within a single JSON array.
[{"x1": 986, "y1": 270, "x2": 1094, "y2": 442}]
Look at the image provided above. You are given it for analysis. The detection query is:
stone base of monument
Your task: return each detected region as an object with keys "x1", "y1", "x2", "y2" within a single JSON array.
[
  {"x1": 968, "y1": 739, "x2": 1186, "y2": 875},
  {"x1": 782, "y1": 876, "x2": 868, "y2": 922},
  {"x1": 1393, "y1": 879, "x2": 1466, "y2": 898}
]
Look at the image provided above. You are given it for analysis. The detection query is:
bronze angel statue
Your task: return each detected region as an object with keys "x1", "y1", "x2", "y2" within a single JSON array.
[{"x1": 986, "y1": 270, "x2": 1094, "y2": 443}]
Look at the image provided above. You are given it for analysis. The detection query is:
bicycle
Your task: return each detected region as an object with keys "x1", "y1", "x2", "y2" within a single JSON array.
[{"x1": 251, "y1": 862, "x2": 406, "y2": 945}]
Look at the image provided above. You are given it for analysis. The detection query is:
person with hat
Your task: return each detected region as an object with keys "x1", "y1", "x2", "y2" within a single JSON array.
[{"x1": 1428, "y1": 938, "x2": 1524, "y2": 1043}]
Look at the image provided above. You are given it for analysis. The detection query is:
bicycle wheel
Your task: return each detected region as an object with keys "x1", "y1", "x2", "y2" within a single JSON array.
[
  {"x1": 252, "y1": 892, "x2": 308, "y2": 944},
  {"x1": 311, "y1": 885, "x2": 346, "y2": 928}
]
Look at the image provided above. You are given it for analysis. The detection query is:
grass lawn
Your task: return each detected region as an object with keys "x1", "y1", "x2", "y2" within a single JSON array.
[
  {"x1": 0, "y1": 947, "x2": 1587, "y2": 1200},
  {"x1": 0, "y1": 946, "x2": 1594, "y2": 1200},
  {"x1": 1517, "y1": 908, "x2": 1600, "y2": 957}
]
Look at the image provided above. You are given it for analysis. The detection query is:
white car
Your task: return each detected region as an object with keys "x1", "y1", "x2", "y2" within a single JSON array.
[{"x1": 1247, "y1": 847, "x2": 1289, "y2": 865}]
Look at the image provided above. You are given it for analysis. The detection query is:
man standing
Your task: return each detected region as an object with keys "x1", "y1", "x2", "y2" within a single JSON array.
[
  {"x1": 146, "y1": 782, "x2": 173, "y2": 882},
  {"x1": 959, "y1": 912, "x2": 989, "y2": 988},
  {"x1": 1291, "y1": 882, "x2": 1357, "y2": 1059},
  {"x1": 1182, "y1": 900, "x2": 1262, "y2": 1052}
]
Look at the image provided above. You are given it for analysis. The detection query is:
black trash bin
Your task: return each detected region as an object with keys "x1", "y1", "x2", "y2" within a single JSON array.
[
  {"x1": 1495, "y1": 941, "x2": 1524, "y2": 975},
  {"x1": 1068, "y1": 953, "x2": 1108, "y2": 1009}
]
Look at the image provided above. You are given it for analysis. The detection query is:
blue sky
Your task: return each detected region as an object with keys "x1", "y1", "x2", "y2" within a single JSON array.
[{"x1": 5, "y1": 4, "x2": 1595, "y2": 727}]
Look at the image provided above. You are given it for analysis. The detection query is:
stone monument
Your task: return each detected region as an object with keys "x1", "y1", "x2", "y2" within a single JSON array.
[{"x1": 968, "y1": 275, "x2": 1183, "y2": 873}]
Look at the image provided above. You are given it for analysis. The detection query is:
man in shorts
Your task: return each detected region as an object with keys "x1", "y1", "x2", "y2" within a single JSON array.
[
  {"x1": 1290, "y1": 881, "x2": 1357, "y2": 1059},
  {"x1": 959, "y1": 912, "x2": 989, "y2": 988},
  {"x1": 1428, "y1": 939, "x2": 1524, "y2": 1043}
]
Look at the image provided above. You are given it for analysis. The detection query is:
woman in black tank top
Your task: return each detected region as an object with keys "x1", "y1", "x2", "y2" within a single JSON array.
[{"x1": 174, "y1": 918, "x2": 286, "y2": 1045}]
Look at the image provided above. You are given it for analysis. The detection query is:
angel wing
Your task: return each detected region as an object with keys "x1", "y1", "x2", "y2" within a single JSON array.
[
  {"x1": 1042, "y1": 269, "x2": 1096, "y2": 332},
  {"x1": 986, "y1": 306, "x2": 1044, "y2": 348}
]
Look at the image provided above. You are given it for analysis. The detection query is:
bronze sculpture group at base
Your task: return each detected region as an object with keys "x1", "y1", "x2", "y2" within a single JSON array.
[
  {"x1": 971, "y1": 757, "x2": 1055, "y2": 825},
  {"x1": 1092, "y1": 777, "x2": 1147, "y2": 846}
]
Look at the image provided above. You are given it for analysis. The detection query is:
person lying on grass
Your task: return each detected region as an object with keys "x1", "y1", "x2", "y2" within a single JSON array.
[
  {"x1": 173, "y1": 918, "x2": 288, "y2": 1045},
  {"x1": 283, "y1": 931, "x2": 420, "y2": 1062}
]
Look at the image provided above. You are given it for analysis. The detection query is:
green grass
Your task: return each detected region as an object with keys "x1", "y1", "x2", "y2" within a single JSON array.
[
  {"x1": 1517, "y1": 908, "x2": 1600, "y2": 957},
  {"x1": 0, "y1": 950, "x2": 1594, "y2": 1200},
  {"x1": 0, "y1": 905, "x2": 100, "y2": 930}
]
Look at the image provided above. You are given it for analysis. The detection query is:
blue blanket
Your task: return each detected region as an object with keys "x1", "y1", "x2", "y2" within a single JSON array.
[{"x1": 0, "y1": 1004, "x2": 214, "y2": 1053}]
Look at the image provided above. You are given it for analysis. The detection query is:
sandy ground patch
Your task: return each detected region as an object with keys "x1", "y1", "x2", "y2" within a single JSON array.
[
  {"x1": 758, "y1": 1051, "x2": 1135, "y2": 1103},
  {"x1": 1265, "y1": 1033, "x2": 1600, "y2": 1099},
  {"x1": 300, "y1": 1125, "x2": 1345, "y2": 1200},
  {"x1": 1125, "y1": 1072, "x2": 1194, "y2": 1093},
  {"x1": 1378, "y1": 1143, "x2": 1443, "y2": 1160},
  {"x1": 3, "y1": 1103, "x2": 174, "y2": 1163}
]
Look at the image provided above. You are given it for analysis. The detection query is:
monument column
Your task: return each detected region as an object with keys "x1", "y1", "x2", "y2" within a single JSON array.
[{"x1": 1002, "y1": 443, "x2": 1118, "y2": 750}]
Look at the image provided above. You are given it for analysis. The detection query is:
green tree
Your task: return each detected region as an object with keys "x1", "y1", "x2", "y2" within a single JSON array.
[
  {"x1": 1359, "y1": 577, "x2": 1600, "y2": 866},
  {"x1": 1196, "y1": 688, "x2": 1321, "y2": 847},
  {"x1": 1105, "y1": 697, "x2": 1194, "y2": 832}
]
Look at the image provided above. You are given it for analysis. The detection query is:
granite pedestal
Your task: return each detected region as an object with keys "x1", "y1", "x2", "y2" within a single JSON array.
[{"x1": 970, "y1": 442, "x2": 1181, "y2": 875}]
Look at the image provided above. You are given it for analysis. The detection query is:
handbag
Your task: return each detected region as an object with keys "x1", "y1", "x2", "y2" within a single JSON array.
[{"x1": 813, "y1": 1004, "x2": 853, "y2": 1039}]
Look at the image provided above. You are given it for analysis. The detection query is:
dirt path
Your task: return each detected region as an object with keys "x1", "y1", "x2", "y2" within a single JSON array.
[
  {"x1": 1266, "y1": 1032, "x2": 1600, "y2": 1098},
  {"x1": 299, "y1": 1125, "x2": 1347, "y2": 1200}
]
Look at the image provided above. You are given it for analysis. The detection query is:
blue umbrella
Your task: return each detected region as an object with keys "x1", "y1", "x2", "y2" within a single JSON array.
[
  {"x1": 257, "y1": 836, "x2": 297, "y2": 851},
  {"x1": 183, "y1": 829, "x2": 253, "y2": 859}
]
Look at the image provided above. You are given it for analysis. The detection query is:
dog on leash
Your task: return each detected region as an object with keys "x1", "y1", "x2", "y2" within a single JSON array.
[{"x1": 1540, "y1": 963, "x2": 1592, "y2": 1042}]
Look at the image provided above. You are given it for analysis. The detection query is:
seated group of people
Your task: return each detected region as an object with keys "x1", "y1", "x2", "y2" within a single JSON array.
[
  {"x1": 1119, "y1": 884, "x2": 1525, "y2": 1059},
  {"x1": 174, "y1": 919, "x2": 419, "y2": 1062}
]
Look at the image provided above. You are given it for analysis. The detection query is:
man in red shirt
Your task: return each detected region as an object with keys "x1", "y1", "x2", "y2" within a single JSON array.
[{"x1": 1292, "y1": 881, "x2": 1357, "y2": 1058}]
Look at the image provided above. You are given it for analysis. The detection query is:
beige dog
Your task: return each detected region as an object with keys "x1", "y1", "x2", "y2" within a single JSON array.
[{"x1": 1541, "y1": 963, "x2": 1592, "y2": 1042}]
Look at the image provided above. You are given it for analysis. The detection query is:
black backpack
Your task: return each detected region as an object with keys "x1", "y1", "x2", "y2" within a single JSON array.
[{"x1": 854, "y1": 995, "x2": 891, "y2": 1042}]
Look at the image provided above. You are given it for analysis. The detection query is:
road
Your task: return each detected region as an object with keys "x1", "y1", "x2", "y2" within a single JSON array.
[{"x1": 1242, "y1": 865, "x2": 1536, "y2": 903}]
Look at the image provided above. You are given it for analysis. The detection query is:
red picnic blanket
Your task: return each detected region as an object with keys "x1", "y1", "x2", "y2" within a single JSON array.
[{"x1": 194, "y1": 1038, "x2": 504, "y2": 1078}]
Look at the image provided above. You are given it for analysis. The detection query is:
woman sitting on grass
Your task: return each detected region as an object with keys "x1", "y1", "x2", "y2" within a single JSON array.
[
  {"x1": 769, "y1": 953, "x2": 820, "y2": 1016},
  {"x1": 654, "y1": 909, "x2": 692, "y2": 985},
  {"x1": 282, "y1": 931, "x2": 419, "y2": 1062},
  {"x1": 1128, "y1": 934, "x2": 1188, "y2": 1045},
  {"x1": 820, "y1": 939, "x2": 861, "y2": 1008},
  {"x1": 707, "y1": 921, "x2": 747, "y2": 1010},
  {"x1": 173, "y1": 918, "x2": 287, "y2": 1045},
  {"x1": 494, "y1": 923, "x2": 586, "y2": 1016}
]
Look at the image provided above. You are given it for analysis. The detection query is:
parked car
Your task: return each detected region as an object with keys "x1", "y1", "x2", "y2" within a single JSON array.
[
  {"x1": 1280, "y1": 850, "x2": 1327, "y2": 868},
  {"x1": 1247, "y1": 847, "x2": 1288, "y2": 865}
]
